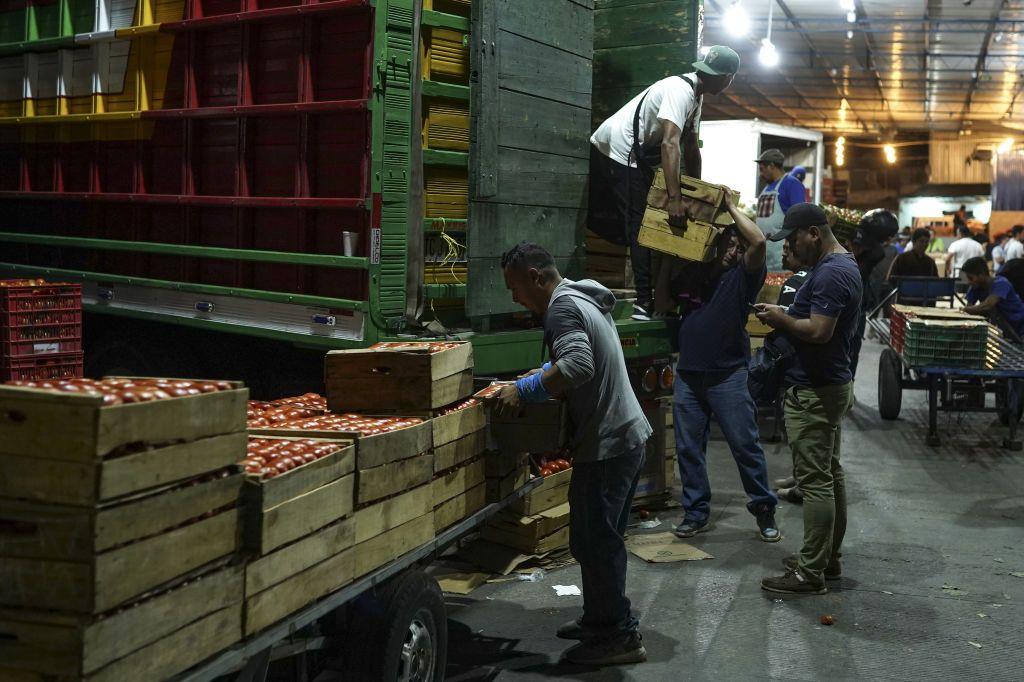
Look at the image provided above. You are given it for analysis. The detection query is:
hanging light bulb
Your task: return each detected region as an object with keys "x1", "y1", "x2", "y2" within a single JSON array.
[
  {"x1": 883, "y1": 144, "x2": 897, "y2": 164},
  {"x1": 847, "y1": 11, "x2": 857, "y2": 22},
  {"x1": 998, "y1": 137, "x2": 1014, "y2": 154},
  {"x1": 835, "y1": 136, "x2": 846, "y2": 167},
  {"x1": 759, "y1": 38, "x2": 779, "y2": 67},
  {"x1": 724, "y1": 2, "x2": 750, "y2": 38},
  {"x1": 847, "y1": 30, "x2": 854, "y2": 39}
]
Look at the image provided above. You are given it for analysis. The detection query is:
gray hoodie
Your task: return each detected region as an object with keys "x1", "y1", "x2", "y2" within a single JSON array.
[{"x1": 545, "y1": 279, "x2": 652, "y2": 462}]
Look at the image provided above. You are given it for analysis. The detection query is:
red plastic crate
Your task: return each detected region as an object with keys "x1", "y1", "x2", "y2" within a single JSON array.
[
  {"x1": 0, "y1": 281, "x2": 81, "y2": 313},
  {"x1": 2, "y1": 351, "x2": 84, "y2": 382}
]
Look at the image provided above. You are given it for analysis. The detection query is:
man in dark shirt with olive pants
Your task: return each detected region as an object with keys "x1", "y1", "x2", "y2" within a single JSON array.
[{"x1": 754, "y1": 204, "x2": 862, "y2": 594}]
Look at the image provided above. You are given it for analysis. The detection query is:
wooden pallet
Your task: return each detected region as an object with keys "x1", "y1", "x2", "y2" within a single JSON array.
[{"x1": 0, "y1": 564, "x2": 242, "y2": 680}]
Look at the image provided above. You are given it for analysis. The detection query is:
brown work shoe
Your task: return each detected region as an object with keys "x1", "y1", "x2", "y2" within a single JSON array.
[
  {"x1": 783, "y1": 555, "x2": 841, "y2": 580},
  {"x1": 761, "y1": 568, "x2": 828, "y2": 595}
]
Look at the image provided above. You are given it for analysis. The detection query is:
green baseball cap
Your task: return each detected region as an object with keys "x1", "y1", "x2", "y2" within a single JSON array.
[{"x1": 693, "y1": 45, "x2": 741, "y2": 77}]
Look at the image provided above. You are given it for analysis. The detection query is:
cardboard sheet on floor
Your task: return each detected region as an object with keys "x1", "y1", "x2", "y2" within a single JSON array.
[
  {"x1": 435, "y1": 571, "x2": 491, "y2": 595},
  {"x1": 626, "y1": 532, "x2": 713, "y2": 562},
  {"x1": 458, "y1": 539, "x2": 575, "y2": 575}
]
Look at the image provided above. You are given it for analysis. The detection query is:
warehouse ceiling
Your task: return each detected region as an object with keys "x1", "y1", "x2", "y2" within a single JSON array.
[{"x1": 702, "y1": 0, "x2": 1024, "y2": 138}]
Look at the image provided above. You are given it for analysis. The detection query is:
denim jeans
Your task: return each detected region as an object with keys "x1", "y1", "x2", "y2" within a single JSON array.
[
  {"x1": 674, "y1": 367, "x2": 777, "y2": 525},
  {"x1": 568, "y1": 445, "x2": 645, "y2": 639}
]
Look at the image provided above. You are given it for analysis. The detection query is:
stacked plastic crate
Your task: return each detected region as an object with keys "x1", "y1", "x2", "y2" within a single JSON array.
[
  {"x1": 0, "y1": 279, "x2": 83, "y2": 381},
  {"x1": 889, "y1": 305, "x2": 989, "y2": 368}
]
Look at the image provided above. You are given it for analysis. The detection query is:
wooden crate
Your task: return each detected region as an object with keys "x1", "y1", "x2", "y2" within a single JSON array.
[
  {"x1": 0, "y1": 564, "x2": 242, "y2": 679},
  {"x1": 422, "y1": 26, "x2": 469, "y2": 83},
  {"x1": 433, "y1": 428, "x2": 486, "y2": 473},
  {"x1": 353, "y1": 513, "x2": 435, "y2": 578},
  {"x1": 424, "y1": 100, "x2": 469, "y2": 152},
  {"x1": 434, "y1": 482, "x2": 486, "y2": 533},
  {"x1": 648, "y1": 170, "x2": 738, "y2": 226},
  {"x1": 0, "y1": 506, "x2": 240, "y2": 614},
  {"x1": 639, "y1": 212, "x2": 722, "y2": 262},
  {"x1": 243, "y1": 518, "x2": 354, "y2": 636},
  {"x1": 242, "y1": 438, "x2": 356, "y2": 554},
  {"x1": 325, "y1": 342, "x2": 474, "y2": 413},
  {"x1": 482, "y1": 502, "x2": 571, "y2": 554},
  {"x1": 252, "y1": 419, "x2": 432, "y2": 471},
  {"x1": 0, "y1": 473, "x2": 242, "y2": 562},
  {"x1": 358, "y1": 453, "x2": 435, "y2": 506},
  {"x1": 486, "y1": 463, "x2": 530, "y2": 503},
  {"x1": 485, "y1": 449, "x2": 528, "y2": 479},
  {"x1": 0, "y1": 431, "x2": 247, "y2": 506},
  {"x1": 509, "y1": 468, "x2": 571, "y2": 516},
  {"x1": 431, "y1": 400, "x2": 485, "y2": 449},
  {"x1": 353, "y1": 483, "x2": 433, "y2": 545},
  {"x1": 433, "y1": 457, "x2": 485, "y2": 507},
  {"x1": 0, "y1": 383, "x2": 247, "y2": 462},
  {"x1": 585, "y1": 230, "x2": 633, "y2": 289},
  {"x1": 486, "y1": 395, "x2": 568, "y2": 455}
]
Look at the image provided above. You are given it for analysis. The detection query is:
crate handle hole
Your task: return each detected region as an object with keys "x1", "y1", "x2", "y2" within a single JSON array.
[
  {"x1": 4, "y1": 410, "x2": 26, "y2": 424},
  {"x1": 371, "y1": 367, "x2": 393, "y2": 376}
]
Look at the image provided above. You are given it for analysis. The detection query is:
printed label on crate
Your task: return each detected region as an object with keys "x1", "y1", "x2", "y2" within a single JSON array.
[
  {"x1": 371, "y1": 228, "x2": 382, "y2": 265},
  {"x1": 33, "y1": 342, "x2": 60, "y2": 354}
]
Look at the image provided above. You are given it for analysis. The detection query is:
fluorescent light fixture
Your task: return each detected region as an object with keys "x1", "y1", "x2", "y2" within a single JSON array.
[
  {"x1": 998, "y1": 137, "x2": 1014, "y2": 154},
  {"x1": 724, "y1": 2, "x2": 750, "y2": 38},
  {"x1": 847, "y1": 11, "x2": 856, "y2": 23},
  {"x1": 759, "y1": 38, "x2": 779, "y2": 67}
]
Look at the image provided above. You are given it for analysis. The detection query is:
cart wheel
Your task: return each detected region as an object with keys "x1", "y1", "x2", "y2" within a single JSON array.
[
  {"x1": 345, "y1": 569, "x2": 447, "y2": 682},
  {"x1": 878, "y1": 348, "x2": 903, "y2": 420}
]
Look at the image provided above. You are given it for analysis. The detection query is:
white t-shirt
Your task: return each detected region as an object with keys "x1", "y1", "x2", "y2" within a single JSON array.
[
  {"x1": 1005, "y1": 239, "x2": 1024, "y2": 262},
  {"x1": 947, "y1": 237, "x2": 985, "y2": 276},
  {"x1": 590, "y1": 75, "x2": 702, "y2": 167}
]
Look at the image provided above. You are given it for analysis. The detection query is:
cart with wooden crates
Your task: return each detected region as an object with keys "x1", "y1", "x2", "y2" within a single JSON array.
[{"x1": 0, "y1": 377, "x2": 249, "y2": 681}]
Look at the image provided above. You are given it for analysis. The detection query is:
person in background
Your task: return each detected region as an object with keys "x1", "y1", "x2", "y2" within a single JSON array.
[
  {"x1": 754, "y1": 203, "x2": 862, "y2": 595},
  {"x1": 790, "y1": 166, "x2": 811, "y2": 203},
  {"x1": 849, "y1": 209, "x2": 898, "y2": 379},
  {"x1": 496, "y1": 242, "x2": 651, "y2": 666},
  {"x1": 992, "y1": 232, "x2": 1010, "y2": 273},
  {"x1": 945, "y1": 225, "x2": 985, "y2": 279},
  {"x1": 887, "y1": 228, "x2": 939, "y2": 281},
  {"x1": 926, "y1": 230, "x2": 946, "y2": 254},
  {"x1": 755, "y1": 149, "x2": 806, "y2": 271},
  {"x1": 962, "y1": 256, "x2": 1024, "y2": 338},
  {"x1": 894, "y1": 228, "x2": 912, "y2": 254},
  {"x1": 1004, "y1": 225, "x2": 1024, "y2": 264},
  {"x1": 672, "y1": 195, "x2": 779, "y2": 542},
  {"x1": 953, "y1": 204, "x2": 968, "y2": 231},
  {"x1": 588, "y1": 46, "x2": 740, "y2": 320}
]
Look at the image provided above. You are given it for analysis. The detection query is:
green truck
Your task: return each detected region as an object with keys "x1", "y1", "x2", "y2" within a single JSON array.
[{"x1": 0, "y1": 0, "x2": 700, "y2": 388}]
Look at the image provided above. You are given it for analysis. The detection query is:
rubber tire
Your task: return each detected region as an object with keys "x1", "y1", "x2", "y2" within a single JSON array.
[
  {"x1": 878, "y1": 348, "x2": 903, "y2": 420},
  {"x1": 345, "y1": 570, "x2": 448, "y2": 682}
]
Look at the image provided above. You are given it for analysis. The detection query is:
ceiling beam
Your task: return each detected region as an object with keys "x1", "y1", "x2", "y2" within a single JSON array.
[
  {"x1": 961, "y1": 0, "x2": 1007, "y2": 126},
  {"x1": 854, "y1": 1, "x2": 896, "y2": 132}
]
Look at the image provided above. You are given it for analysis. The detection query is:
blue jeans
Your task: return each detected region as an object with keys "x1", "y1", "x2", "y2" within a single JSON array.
[
  {"x1": 568, "y1": 446, "x2": 645, "y2": 639},
  {"x1": 674, "y1": 367, "x2": 777, "y2": 525}
]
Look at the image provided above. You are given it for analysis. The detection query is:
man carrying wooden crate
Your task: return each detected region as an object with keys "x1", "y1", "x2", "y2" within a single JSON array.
[
  {"x1": 588, "y1": 45, "x2": 740, "y2": 320},
  {"x1": 495, "y1": 242, "x2": 652, "y2": 666}
]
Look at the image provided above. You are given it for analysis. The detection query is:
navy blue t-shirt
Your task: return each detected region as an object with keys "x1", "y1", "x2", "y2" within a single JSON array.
[
  {"x1": 784, "y1": 253, "x2": 863, "y2": 387},
  {"x1": 967, "y1": 276, "x2": 1024, "y2": 335},
  {"x1": 677, "y1": 263, "x2": 766, "y2": 372}
]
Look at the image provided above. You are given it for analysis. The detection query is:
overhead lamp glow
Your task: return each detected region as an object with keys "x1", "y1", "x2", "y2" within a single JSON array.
[
  {"x1": 839, "y1": 0, "x2": 855, "y2": 10},
  {"x1": 847, "y1": 30, "x2": 854, "y2": 40},
  {"x1": 759, "y1": 38, "x2": 779, "y2": 68},
  {"x1": 883, "y1": 144, "x2": 897, "y2": 165},
  {"x1": 724, "y1": 2, "x2": 750, "y2": 38},
  {"x1": 699, "y1": 46, "x2": 711, "y2": 58},
  {"x1": 998, "y1": 137, "x2": 1014, "y2": 154},
  {"x1": 835, "y1": 136, "x2": 846, "y2": 168},
  {"x1": 846, "y1": 11, "x2": 856, "y2": 23}
]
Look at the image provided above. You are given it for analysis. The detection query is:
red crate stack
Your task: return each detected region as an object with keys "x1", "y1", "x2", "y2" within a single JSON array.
[{"x1": 1, "y1": 280, "x2": 83, "y2": 381}]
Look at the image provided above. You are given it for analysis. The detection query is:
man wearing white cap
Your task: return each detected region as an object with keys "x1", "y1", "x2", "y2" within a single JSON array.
[{"x1": 588, "y1": 46, "x2": 741, "y2": 319}]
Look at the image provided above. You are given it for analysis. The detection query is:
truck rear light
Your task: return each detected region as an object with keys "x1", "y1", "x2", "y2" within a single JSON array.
[
  {"x1": 641, "y1": 367, "x2": 658, "y2": 393},
  {"x1": 660, "y1": 364, "x2": 674, "y2": 390}
]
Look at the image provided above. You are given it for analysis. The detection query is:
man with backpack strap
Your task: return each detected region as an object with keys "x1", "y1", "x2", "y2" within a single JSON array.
[{"x1": 588, "y1": 45, "x2": 740, "y2": 320}]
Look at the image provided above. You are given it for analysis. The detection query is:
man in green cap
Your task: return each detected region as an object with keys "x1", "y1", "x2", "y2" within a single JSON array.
[{"x1": 589, "y1": 45, "x2": 740, "y2": 319}]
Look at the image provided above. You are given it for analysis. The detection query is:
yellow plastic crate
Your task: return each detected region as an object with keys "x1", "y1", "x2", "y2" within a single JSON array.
[
  {"x1": 425, "y1": 167, "x2": 468, "y2": 219},
  {"x1": 423, "y1": 27, "x2": 469, "y2": 84},
  {"x1": 424, "y1": 264, "x2": 468, "y2": 284},
  {"x1": 423, "y1": 100, "x2": 469, "y2": 152}
]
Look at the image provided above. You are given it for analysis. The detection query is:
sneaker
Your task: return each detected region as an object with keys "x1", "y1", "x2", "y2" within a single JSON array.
[
  {"x1": 674, "y1": 519, "x2": 710, "y2": 538},
  {"x1": 783, "y1": 555, "x2": 841, "y2": 581},
  {"x1": 563, "y1": 632, "x2": 647, "y2": 666},
  {"x1": 778, "y1": 486, "x2": 804, "y2": 505},
  {"x1": 557, "y1": 618, "x2": 587, "y2": 640},
  {"x1": 761, "y1": 568, "x2": 828, "y2": 595},
  {"x1": 756, "y1": 511, "x2": 781, "y2": 543},
  {"x1": 773, "y1": 475, "x2": 796, "y2": 489},
  {"x1": 631, "y1": 305, "x2": 651, "y2": 321}
]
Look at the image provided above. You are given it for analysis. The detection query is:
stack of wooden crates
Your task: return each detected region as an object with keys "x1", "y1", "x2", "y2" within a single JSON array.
[{"x1": 0, "y1": 381, "x2": 249, "y2": 681}]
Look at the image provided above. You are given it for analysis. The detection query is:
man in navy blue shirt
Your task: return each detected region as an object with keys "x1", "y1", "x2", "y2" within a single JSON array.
[
  {"x1": 753, "y1": 203, "x2": 862, "y2": 595},
  {"x1": 962, "y1": 256, "x2": 1024, "y2": 336},
  {"x1": 672, "y1": 193, "x2": 779, "y2": 542}
]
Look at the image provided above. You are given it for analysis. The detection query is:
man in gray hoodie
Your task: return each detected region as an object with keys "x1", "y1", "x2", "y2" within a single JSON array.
[{"x1": 495, "y1": 242, "x2": 652, "y2": 667}]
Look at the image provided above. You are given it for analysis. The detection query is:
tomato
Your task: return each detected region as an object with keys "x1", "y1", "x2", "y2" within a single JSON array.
[
  {"x1": 555, "y1": 459, "x2": 571, "y2": 471},
  {"x1": 540, "y1": 466, "x2": 555, "y2": 477}
]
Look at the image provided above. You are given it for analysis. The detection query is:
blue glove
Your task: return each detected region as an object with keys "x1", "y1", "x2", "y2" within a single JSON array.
[
  {"x1": 542, "y1": 361, "x2": 552, "y2": 372},
  {"x1": 516, "y1": 370, "x2": 550, "y2": 403}
]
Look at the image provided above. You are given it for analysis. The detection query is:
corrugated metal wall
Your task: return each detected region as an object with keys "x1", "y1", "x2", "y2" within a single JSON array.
[{"x1": 929, "y1": 135, "x2": 993, "y2": 185}]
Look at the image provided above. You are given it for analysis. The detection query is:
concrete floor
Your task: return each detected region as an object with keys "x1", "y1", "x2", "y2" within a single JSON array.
[{"x1": 443, "y1": 339, "x2": 1024, "y2": 681}]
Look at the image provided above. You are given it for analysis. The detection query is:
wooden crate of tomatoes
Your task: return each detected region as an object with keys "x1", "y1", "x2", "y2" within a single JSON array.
[
  {"x1": 0, "y1": 378, "x2": 248, "y2": 616},
  {"x1": 482, "y1": 501, "x2": 571, "y2": 555},
  {"x1": 432, "y1": 454, "x2": 486, "y2": 533},
  {"x1": 0, "y1": 563, "x2": 243, "y2": 682},
  {"x1": 241, "y1": 436, "x2": 356, "y2": 554},
  {"x1": 476, "y1": 382, "x2": 568, "y2": 455},
  {"x1": 510, "y1": 453, "x2": 573, "y2": 517},
  {"x1": 325, "y1": 340, "x2": 474, "y2": 413},
  {"x1": 430, "y1": 396, "x2": 486, "y2": 473}
]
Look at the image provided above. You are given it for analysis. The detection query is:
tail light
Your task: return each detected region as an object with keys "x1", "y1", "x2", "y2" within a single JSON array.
[
  {"x1": 660, "y1": 364, "x2": 674, "y2": 390},
  {"x1": 641, "y1": 367, "x2": 659, "y2": 393}
]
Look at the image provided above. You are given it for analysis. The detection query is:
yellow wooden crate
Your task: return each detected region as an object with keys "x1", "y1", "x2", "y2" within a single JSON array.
[
  {"x1": 425, "y1": 0, "x2": 471, "y2": 16},
  {"x1": 423, "y1": 27, "x2": 469, "y2": 83},
  {"x1": 424, "y1": 100, "x2": 469, "y2": 152},
  {"x1": 425, "y1": 167, "x2": 468, "y2": 219}
]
